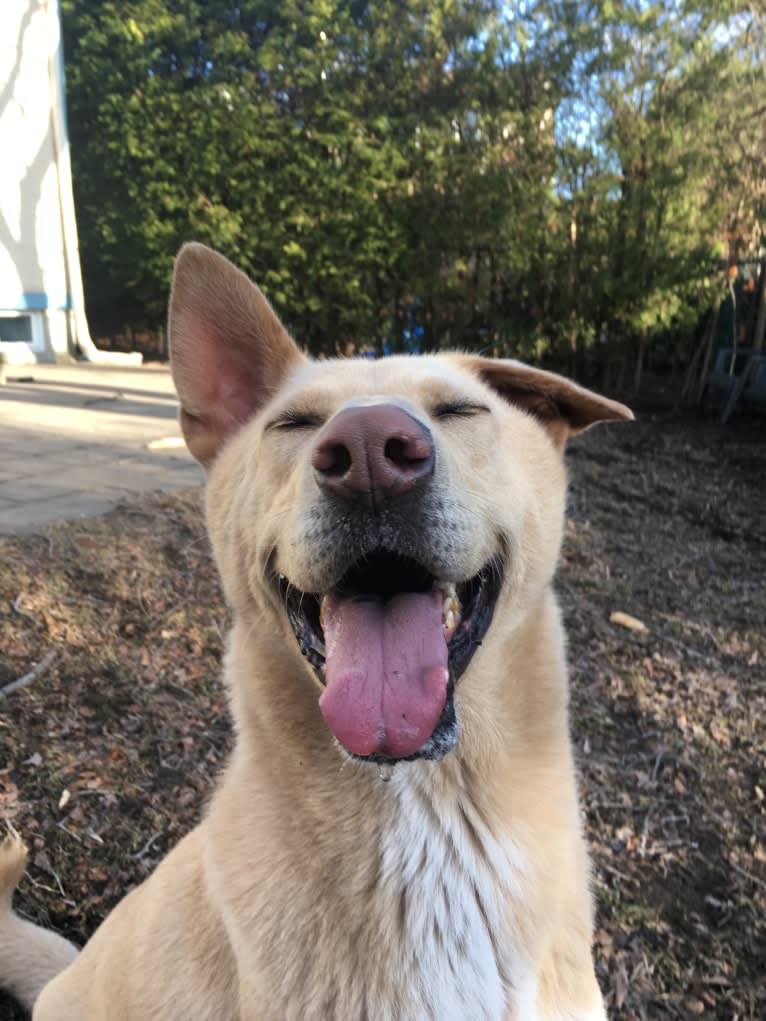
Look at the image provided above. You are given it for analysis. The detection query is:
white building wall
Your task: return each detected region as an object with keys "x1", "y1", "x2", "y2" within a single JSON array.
[{"x1": 0, "y1": 0, "x2": 139, "y2": 365}]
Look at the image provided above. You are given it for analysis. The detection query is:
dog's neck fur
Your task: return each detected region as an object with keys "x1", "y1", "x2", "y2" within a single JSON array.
[
  {"x1": 367, "y1": 760, "x2": 524, "y2": 1021},
  {"x1": 205, "y1": 590, "x2": 598, "y2": 1021}
]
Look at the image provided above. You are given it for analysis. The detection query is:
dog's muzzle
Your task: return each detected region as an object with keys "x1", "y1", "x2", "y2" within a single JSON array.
[{"x1": 279, "y1": 550, "x2": 503, "y2": 764}]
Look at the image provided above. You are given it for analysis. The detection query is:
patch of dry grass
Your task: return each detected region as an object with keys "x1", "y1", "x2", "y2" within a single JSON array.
[{"x1": 1, "y1": 417, "x2": 764, "y2": 1020}]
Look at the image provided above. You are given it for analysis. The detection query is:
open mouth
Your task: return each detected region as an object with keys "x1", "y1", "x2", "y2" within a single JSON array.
[{"x1": 278, "y1": 550, "x2": 503, "y2": 764}]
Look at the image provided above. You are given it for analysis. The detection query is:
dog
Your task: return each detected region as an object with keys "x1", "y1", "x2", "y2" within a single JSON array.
[{"x1": 0, "y1": 243, "x2": 632, "y2": 1020}]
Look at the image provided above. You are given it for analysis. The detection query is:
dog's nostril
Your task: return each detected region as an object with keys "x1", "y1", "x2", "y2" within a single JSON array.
[
  {"x1": 384, "y1": 438, "x2": 408, "y2": 466},
  {"x1": 322, "y1": 443, "x2": 352, "y2": 477},
  {"x1": 385, "y1": 435, "x2": 432, "y2": 470}
]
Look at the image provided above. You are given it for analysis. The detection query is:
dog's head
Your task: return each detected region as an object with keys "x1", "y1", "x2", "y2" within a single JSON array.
[{"x1": 169, "y1": 244, "x2": 632, "y2": 765}]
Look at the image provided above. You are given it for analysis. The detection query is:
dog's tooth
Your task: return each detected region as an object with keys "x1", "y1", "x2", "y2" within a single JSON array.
[
  {"x1": 319, "y1": 596, "x2": 328, "y2": 631},
  {"x1": 440, "y1": 583, "x2": 462, "y2": 642}
]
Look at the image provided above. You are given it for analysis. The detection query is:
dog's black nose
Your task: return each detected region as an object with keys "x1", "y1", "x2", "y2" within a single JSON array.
[{"x1": 312, "y1": 403, "x2": 434, "y2": 507}]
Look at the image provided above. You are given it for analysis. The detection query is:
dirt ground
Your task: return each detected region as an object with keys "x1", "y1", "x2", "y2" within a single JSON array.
[{"x1": 0, "y1": 414, "x2": 764, "y2": 1020}]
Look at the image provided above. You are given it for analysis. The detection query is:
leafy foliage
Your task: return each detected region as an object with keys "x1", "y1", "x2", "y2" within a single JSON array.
[{"x1": 61, "y1": 0, "x2": 765, "y2": 385}]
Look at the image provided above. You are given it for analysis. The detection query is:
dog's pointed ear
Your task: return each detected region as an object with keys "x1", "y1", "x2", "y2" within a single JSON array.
[
  {"x1": 168, "y1": 243, "x2": 307, "y2": 466},
  {"x1": 459, "y1": 356, "x2": 633, "y2": 447}
]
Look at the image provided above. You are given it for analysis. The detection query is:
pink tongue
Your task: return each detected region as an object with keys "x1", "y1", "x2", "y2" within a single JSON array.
[{"x1": 319, "y1": 590, "x2": 449, "y2": 758}]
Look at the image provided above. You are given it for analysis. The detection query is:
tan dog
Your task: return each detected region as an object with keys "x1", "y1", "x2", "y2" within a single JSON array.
[{"x1": 0, "y1": 244, "x2": 631, "y2": 1020}]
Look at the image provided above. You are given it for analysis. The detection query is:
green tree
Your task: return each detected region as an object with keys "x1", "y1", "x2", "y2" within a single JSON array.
[{"x1": 61, "y1": 0, "x2": 765, "y2": 396}]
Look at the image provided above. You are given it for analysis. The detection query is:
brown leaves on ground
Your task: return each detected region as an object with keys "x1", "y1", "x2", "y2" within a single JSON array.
[
  {"x1": 0, "y1": 493, "x2": 229, "y2": 1020},
  {"x1": 1, "y1": 417, "x2": 765, "y2": 1020},
  {"x1": 564, "y1": 416, "x2": 765, "y2": 1020}
]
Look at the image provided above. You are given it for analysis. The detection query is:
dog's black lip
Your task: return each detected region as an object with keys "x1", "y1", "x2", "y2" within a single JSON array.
[{"x1": 277, "y1": 551, "x2": 504, "y2": 694}]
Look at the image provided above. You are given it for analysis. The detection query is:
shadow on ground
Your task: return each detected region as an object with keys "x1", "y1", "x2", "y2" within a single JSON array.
[{"x1": 0, "y1": 380, "x2": 178, "y2": 420}]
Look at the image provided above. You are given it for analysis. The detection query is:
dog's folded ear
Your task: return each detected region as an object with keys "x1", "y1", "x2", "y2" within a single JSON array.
[
  {"x1": 458, "y1": 356, "x2": 633, "y2": 447},
  {"x1": 168, "y1": 243, "x2": 307, "y2": 465}
]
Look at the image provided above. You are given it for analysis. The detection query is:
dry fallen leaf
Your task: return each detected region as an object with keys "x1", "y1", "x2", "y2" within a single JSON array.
[
  {"x1": 614, "y1": 961, "x2": 629, "y2": 1008},
  {"x1": 609, "y1": 610, "x2": 648, "y2": 633},
  {"x1": 684, "y1": 998, "x2": 705, "y2": 1015}
]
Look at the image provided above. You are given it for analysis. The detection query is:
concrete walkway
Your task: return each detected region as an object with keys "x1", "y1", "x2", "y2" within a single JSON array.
[{"x1": 0, "y1": 363, "x2": 203, "y2": 535}]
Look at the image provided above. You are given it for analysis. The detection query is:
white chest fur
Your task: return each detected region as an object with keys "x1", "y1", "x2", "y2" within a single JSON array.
[
  {"x1": 261, "y1": 761, "x2": 604, "y2": 1021},
  {"x1": 360, "y1": 765, "x2": 526, "y2": 1021}
]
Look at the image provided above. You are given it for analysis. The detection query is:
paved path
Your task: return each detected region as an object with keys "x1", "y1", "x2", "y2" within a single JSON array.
[{"x1": 0, "y1": 363, "x2": 203, "y2": 535}]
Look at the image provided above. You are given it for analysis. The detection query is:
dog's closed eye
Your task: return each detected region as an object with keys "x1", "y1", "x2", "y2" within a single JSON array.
[
  {"x1": 432, "y1": 402, "x2": 490, "y2": 420},
  {"x1": 267, "y1": 411, "x2": 324, "y2": 431}
]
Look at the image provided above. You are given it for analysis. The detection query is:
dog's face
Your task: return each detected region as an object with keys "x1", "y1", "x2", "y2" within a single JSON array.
[{"x1": 169, "y1": 245, "x2": 631, "y2": 765}]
